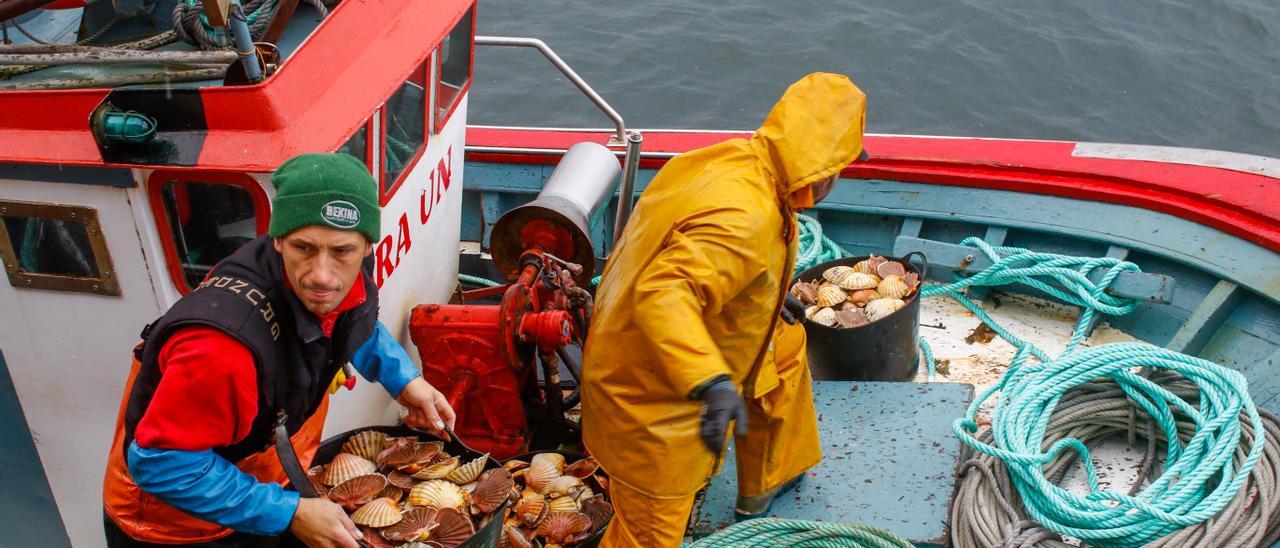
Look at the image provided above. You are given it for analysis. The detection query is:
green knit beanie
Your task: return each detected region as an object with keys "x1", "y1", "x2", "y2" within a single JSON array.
[{"x1": 268, "y1": 153, "x2": 380, "y2": 243}]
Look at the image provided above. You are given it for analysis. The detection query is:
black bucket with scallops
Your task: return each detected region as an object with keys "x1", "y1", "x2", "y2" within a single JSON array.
[
  {"x1": 500, "y1": 451, "x2": 612, "y2": 548},
  {"x1": 790, "y1": 253, "x2": 927, "y2": 381},
  {"x1": 310, "y1": 425, "x2": 510, "y2": 548}
]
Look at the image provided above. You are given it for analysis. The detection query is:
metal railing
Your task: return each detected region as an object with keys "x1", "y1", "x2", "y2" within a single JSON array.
[{"x1": 472, "y1": 35, "x2": 642, "y2": 242}]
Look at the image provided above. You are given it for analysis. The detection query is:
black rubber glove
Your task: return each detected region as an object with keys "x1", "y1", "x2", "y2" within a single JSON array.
[
  {"x1": 781, "y1": 294, "x2": 806, "y2": 325},
  {"x1": 698, "y1": 379, "x2": 749, "y2": 453}
]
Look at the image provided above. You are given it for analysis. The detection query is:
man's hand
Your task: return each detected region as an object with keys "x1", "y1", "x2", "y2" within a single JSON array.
[
  {"x1": 698, "y1": 379, "x2": 749, "y2": 453},
  {"x1": 289, "y1": 497, "x2": 362, "y2": 548},
  {"x1": 397, "y1": 377, "x2": 457, "y2": 441}
]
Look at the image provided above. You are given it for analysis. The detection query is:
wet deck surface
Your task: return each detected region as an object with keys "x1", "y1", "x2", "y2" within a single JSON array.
[{"x1": 690, "y1": 381, "x2": 974, "y2": 545}]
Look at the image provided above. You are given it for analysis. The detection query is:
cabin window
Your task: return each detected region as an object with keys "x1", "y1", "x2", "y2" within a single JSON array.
[
  {"x1": 338, "y1": 118, "x2": 371, "y2": 170},
  {"x1": 0, "y1": 201, "x2": 119, "y2": 296},
  {"x1": 435, "y1": 6, "x2": 475, "y2": 133},
  {"x1": 381, "y1": 61, "x2": 428, "y2": 204},
  {"x1": 149, "y1": 172, "x2": 269, "y2": 293}
]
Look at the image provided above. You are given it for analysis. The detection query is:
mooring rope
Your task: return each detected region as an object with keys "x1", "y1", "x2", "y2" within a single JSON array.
[{"x1": 685, "y1": 518, "x2": 913, "y2": 548}]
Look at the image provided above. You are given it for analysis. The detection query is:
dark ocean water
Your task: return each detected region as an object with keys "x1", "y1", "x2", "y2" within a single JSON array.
[{"x1": 471, "y1": 0, "x2": 1279, "y2": 157}]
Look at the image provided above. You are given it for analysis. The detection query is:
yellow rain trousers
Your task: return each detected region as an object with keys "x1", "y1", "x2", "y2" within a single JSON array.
[{"x1": 581, "y1": 72, "x2": 867, "y2": 547}]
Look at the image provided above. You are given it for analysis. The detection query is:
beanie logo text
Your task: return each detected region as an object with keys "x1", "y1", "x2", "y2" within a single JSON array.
[{"x1": 321, "y1": 200, "x2": 361, "y2": 229}]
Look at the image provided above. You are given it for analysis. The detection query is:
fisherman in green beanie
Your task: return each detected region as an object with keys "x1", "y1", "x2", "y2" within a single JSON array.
[{"x1": 105, "y1": 153, "x2": 455, "y2": 548}]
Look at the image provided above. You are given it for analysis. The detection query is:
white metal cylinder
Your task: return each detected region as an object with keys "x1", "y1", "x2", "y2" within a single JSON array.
[{"x1": 539, "y1": 141, "x2": 621, "y2": 221}]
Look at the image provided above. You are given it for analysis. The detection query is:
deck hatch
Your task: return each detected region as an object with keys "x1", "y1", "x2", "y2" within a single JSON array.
[{"x1": 0, "y1": 200, "x2": 120, "y2": 296}]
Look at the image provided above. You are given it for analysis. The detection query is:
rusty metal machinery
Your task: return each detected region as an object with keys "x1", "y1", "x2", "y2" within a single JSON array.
[{"x1": 409, "y1": 142, "x2": 620, "y2": 459}]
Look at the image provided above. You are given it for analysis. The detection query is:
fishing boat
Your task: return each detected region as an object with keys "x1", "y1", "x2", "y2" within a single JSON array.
[{"x1": 2, "y1": 0, "x2": 1278, "y2": 545}]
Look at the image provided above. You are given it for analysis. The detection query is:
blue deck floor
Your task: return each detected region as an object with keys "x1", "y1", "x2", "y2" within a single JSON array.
[{"x1": 690, "y1": 381, "x2": 974, "y2": 545}]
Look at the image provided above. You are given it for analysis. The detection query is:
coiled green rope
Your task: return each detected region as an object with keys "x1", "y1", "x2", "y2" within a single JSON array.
[
  {"x1": 686, "y1": 518, "x2": 913, "y2": 548},
  {"x1": 458, "y1": 272, "x2": 501, "y2": 287}
]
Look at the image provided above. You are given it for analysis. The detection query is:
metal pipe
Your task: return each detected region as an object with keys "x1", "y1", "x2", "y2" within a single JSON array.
[
  {"x1": 226, "y1": 1, "x2": 262, "y2": 83},
  {"x1": 0, "y1": 0, "x2": 57, "y2": 23},
  {"x1": 474, "y1": 36, "x2": 625, "y2": 144},
  {"x1": 613, "y1": 130, "x2": 643, "y2": 242},
  {"x1": 0, "y1": 50, "x2": 238, "y2": 65}
]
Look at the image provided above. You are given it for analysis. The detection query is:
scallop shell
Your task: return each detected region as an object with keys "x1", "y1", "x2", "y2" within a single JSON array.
[
  {"x1": 877, "y1": 260, "x2": 906, "y2": 278},
  {"x1": 878, "y1": 275, "x2": 910, "y2": 300},
  {"x1": 503, "y1": 459, "x2": 530, "y2": 473},
  {"x1": 835, "y1": 307, "x2": 870, "y2": 329},
  {"x1": 790, "y1": 281, "x2": 820, "y2": 305},
  {"x1": 526, "y1": 453, "x2": 565, "y2": 494},
  {"x1": 564, "y1": 457, "x2": 599, "y2": 479},
  {"x1": 409, "y1": 479, "x2": 468, "y2": 510},
  {"x1": 822, "y1": 265, "x2": 855, "y2": 283},
  {"x1": 537, "y1": 512, "x2": 592, "y2": 545},
  {"x1": 322, "y1": 453, "x2": 378, "y2": 486},
  {"x1": 810, "y1": 307, "x2": 838, "y2": 327},
  {"x1": 515, "y1": 493, "x2": 549, "y2": 527},
  {"x1": 865, "y1": 298, "x2": 906, "y2": 321},
  {"x1": 381, "y1": 507, "x2": 439, "y2": 543},
  {"x1": 306, "y1": 465, "x2": 329, "y2": 497},
  {"x1": 412, "y1": 456, "x2": 460, "y2": 480},
  {"x1": 431, "y1": 507, "x2": 475, "y2": 547},
  {"x1": 443, "y1": 454, "x2": 488, "y2": 484},
  {"x1": 544, "y1": 475, "x2": 584, "y2": 499},
  {"x1": 835, "y1": 271, "x2": 879, "y2": 290},
  {"x1": 387, "y1": 470, "x2": 417, "y2": 490},
  {"x1": 375, "y1": 437, "x2": 414, "y2": 468},
  {"x1": 471, "y1": 468, "x2": 515, "y2": 515},
  {"x1": 815, "y1": 285, "x2": 847, "y2": 307},
  {"x1": 341, "y1": 430, "x2": 388, "y2": 462},
  {"x1": 904, "y1": 272, "x2": 921, "y2": 297},
  {"x1": 853, "y1": 255, "x2": 887, "y2": 275},
  {"x1": 387, "y1": 442, "x2": 445, "y2": 474},
  {"x1": 361, "y1": 526, "x2": 400, "y2": 548},
  {"x1": 327, "y1": 474, "x2": 388, "y2": 511},
  {"x1": 580, "y1": 494, "x2": 613, "y2": 536},
  {"x1": 547, "y1": 495, "x2": 579, "y2": 514},
  {"x1": 501, "y1": 524, "x2": 534, "y2": 548},
  {"x1": 846, "y1": 288, "x2": 881, "y2": 306},
  {"x1": 350, "y1": 497, "x2": 403, "y2": 528}
]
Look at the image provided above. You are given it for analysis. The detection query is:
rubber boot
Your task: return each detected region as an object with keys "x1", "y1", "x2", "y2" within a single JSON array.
[{"x1": 733, "y1": 473, "x2": 805, "y2": 521}]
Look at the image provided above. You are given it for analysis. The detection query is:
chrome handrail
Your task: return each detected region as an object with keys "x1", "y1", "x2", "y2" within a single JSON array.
[{"x1": 472, "y1": 35, "x2": 642, "y2": 242}]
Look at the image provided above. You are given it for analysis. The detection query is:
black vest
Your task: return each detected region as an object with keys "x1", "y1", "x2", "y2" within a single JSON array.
[{"x1": 124, "y1": 236, "x2": 378, "y2": 463}]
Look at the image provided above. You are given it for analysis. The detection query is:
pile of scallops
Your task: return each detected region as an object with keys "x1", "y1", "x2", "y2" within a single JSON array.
[
  {"x1": 792, "y1": 255, "x2": 921, "y2": 328},
  {"x1": 307, "y1": 431, "x2": 612, "y2": 548}
]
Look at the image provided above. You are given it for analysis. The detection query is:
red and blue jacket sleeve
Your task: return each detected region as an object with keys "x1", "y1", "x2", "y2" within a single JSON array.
[
  {"x1": 350, "y1": 321, "x2": 423, "y2": 398},
  {"x1": 128, "y1": 327, "x2": 299, "y2": 535}
]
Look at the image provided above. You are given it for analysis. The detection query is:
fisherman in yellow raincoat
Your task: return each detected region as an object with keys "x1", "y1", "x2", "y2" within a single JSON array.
[{"x1": 581, "y1": 72, "x2": 869, "y2": 546}]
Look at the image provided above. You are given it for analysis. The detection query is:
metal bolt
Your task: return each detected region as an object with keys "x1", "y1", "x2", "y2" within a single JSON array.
[
  {"x1": 69, "y1": 212, "x2": 77, "y2": 218},
  {"x1": 90, "y1": 228, "x2": 98, "y2": 235},
  {"x1": 25, "y1": 279, "x2": 32, "y2": 285},
  {"x1": 93, "y1": 284, "x2": 100, "y2": 291}
]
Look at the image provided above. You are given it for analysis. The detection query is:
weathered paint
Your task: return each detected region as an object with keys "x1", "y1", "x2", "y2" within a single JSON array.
[
  {"x1": 0, "y1": 350, "x2": 71, "y2": 548},
  {"x1": 689, "y1": 381, "x2": 974, "y2": 545}
]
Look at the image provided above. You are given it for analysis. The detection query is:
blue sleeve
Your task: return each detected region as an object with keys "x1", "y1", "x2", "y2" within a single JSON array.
[
  {"x1": 351, "y1": 321, "x2": 423, "y2": 398},
  {"x1": 127, "y1": 441, "x2": 299, "y2": 536}
]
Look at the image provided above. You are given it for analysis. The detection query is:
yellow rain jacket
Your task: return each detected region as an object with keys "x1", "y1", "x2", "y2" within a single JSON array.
[{"x1": 581, "y1": 72, "x2": 867, "y2": 498}]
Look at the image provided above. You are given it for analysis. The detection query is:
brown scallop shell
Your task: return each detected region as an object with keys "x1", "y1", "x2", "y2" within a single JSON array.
[
  {"x1": 350, "y1": 497, "x2": 402, "y2": 528},
  {"x1": 815, "y1": 285, "x2": 847, "y2": 307},
  {"x1": 327, "y1": 474, "x2": 388, "y2": 511},
  {"x1": 904, "y1": 271, "x2": 921, "y2": 297},
  {"x1": 515, "y1": 493, "x2": 549, "y2": 527},
  {"x1": 412, "y1": 455, "x2": 461, "y2": 480},
  {"x1": 564, "y1": 457, "x2": 599, "y2": 479},
  {"x1": 387, "y1": 441, "x2": 445, "y2": 474},
  {"x1": 408, "y1": 479, "x2": 468, "y2": 510},
  {"x1": 471, "y1": 468, "x2": 515, "y2": 515},
  {"x1": 580, "y1": 494, "x2": 613, "y2": 536},
  {"x1": 503, "y1": 459, "x2": 530, "y2": 473},
  {"x1": 361, "y1": 526, "x2": 399, "y2": 548},
  {"x1": 853, "y1": 255, "x2": 887, "y2": 275},
  {"x1": 500, "y1": 524, "x2": 534, "y2": 548},
  {"x1": 846, "y1": 288, "x2": 881, "y2": 306},
  {"x1": 835, "y1": 307, "x2": 870, "y2": 329},
  {"x1": 790, "y1": 281, "x2": 820, "y2": 305},
  {"x1": 378, "y1": 484, "x2": 404, "y2": 504},
  {"x1": 822, "y1": 265, "x2": 855, "y2": 283},
  {"x1": 526, "y1": 453, "x2": 565, "y2": 494},
  {"x1": 306, "y1": 465, "x2": 328, "y2": 497},
  {"x1": 322, "y1": 453, "x2": 377, "y2": 486},
  {"x1": 381, "y1": 507, "x2": 440, "y2": 543},
  {"x1": 375, "y1": 437, "x2": 414, "y2": 468},
  {"x1": 876, "y1": 260, "x2": 906, "y2": 278},
  {"x1": 429, "y1": 507, "x2": 475, "y2": 547},
  {"x1": 341, "y1": 430, "x2": 389, "y2": 462},
  {"x1": 443, "y1": 454, "x2": 488, "y2": 484},
  {"x1": 537, "y1": 512, "x2": 592, "y2": 544},
  {"x1": 546, "y1": 495, "x2": 579, "y2": 514},
  {"x1": 387, "y1": 470, "x2": 417, "y2": 490}
]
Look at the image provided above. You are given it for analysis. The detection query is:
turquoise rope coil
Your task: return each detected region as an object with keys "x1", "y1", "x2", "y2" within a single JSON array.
[
  {"x1": 686, "y1": 518, "x2": 913, "y2": 548},
  {"x1": 458, "y1": 273, "x2": 502, "y2": 287}
]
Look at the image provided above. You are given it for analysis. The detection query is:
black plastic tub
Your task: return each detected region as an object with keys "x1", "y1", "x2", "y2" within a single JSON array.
[
  {"x1": 314, "y1": 425, "x2": 508, "y2": 548},
  {"x1": 505, "y1": 450, "x2": 609, "y2": 548},
  {"x1": 793, "y1": 253, "x2": 927, "y2": 381}
]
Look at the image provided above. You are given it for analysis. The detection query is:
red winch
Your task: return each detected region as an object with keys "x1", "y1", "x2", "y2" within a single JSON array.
[{"x1": 409, "y1": 142, "x2": 620, "y2": 459}]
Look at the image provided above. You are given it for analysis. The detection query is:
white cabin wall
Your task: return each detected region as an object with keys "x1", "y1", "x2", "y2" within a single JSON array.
[
  {"x1": 0, "y1": 176, "x2": 165, "y2": 548},
  {"x1": 323, "y1": 96, "x2": 468, "y2": 436}
]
